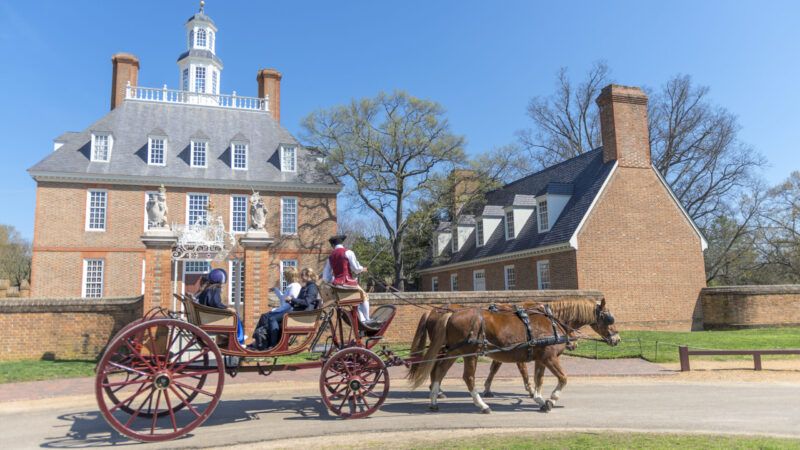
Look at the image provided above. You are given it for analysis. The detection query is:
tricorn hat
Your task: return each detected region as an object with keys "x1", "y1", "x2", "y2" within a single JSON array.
[{"x1": 328, "y1": 234, "x2": 347, "y2": 246}]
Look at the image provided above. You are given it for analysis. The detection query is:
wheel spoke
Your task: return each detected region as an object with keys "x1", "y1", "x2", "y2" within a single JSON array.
[
  {"x1": 123, "y1": 339, "x2": 159, "y2": 374},
  {"x1": 172, "y1": 379, "x2": 215, "y2": 397},
  {"x1": 144, "y1": 327, "x2": 162, "y2": 369},
  {"x1": 170, "y1": 336, "x2": 199, "y2": 365},
  {"x1": 124, "y1": 388, "x2": 155, "y2": 427},
  {"x1": 105, "y1": 360, "x2": 150, "y2": 378},
  {"x1": 102, "y1": 374, "x2": 148, "y2": 389},
  {"x1": 337, "y1": 387, "x2": 351, "y2": 413},
  {"x1": 150, "y1": 390, "x2": 162, "y2": 435},
  {"x1": 171, "y1": 369, "x2": 218, "y2": 380},
  {"x1": 171, "y1": 347, "x2": 210, "y2": 374},
  {"x1": 163, "y1": 390, "x2": 178, "y2": 432},
  {"x1": 168, "y1": 385, "x2": 202, "y2": 418},
  {"x1": 110, "y1": 382, "x2": 151, "y2": 413}
]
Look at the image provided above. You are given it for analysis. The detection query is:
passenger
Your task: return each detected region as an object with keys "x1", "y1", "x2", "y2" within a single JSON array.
[
  {"x1": 251, "y1": 267, "x2": 302, "y2": 350},
  {"x1": 321, "y1": 234, "x2": 374, "y2": 325},
  {"x1": 195, "y1": 268, "x2": 245, "y2": 345},
  {"x1": 292, "y1": 268, "x2": 321, "y2": 311}
]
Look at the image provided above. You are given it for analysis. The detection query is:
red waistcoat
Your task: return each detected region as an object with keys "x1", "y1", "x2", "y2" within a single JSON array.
[{"x1": 329, "y1": 247, "x2": 359, "y2": 286}]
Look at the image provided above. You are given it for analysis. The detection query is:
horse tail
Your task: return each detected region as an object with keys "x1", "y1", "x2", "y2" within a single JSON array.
[
  {"x1": 408, "y1": 311, "x2": 452, "y2": 389},
  {"x1": 409, "y1": 310, "x2": 431, "y2": 358}
]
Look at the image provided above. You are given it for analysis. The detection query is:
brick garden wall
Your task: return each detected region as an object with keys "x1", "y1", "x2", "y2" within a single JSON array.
[
  {"x1": 700, "y1": 285, "x2": 800, "y2": 329},
  {"x1": 0, "y1": 296, "x2": 143, "y2": 361}
]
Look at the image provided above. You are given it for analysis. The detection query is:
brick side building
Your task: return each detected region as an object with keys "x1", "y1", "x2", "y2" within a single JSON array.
[
  {"x1": 27, "y1": 6, "x2": 339, "y2": 332},
  {"x1": 419, "y1": 85, "x2": 707, "y2": 330}
]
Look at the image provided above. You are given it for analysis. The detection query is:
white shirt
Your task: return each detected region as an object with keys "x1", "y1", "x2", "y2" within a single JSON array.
[
  {"x1": 273, "y1": 282, "x2": 302, "y2": 310},
  {"x1": 322, "y1": 244, "x2": 364, "y2": 283}
]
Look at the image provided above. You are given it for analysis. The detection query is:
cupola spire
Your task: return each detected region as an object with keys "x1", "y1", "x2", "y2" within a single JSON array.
[{"x1": 177, "y1": 1, "x2": 222, "y2": 97}]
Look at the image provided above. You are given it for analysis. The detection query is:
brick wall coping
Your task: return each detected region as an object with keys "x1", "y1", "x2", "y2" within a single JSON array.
[
  {"x1": 368, "y1": 290, "x2": 603, "y2": 306},
  {"x1": 0, "y1": 296, "x2": 143, "y2": 313},
  {"x1": 701, "y1": 285, "x2": 800, "y2": 296}
]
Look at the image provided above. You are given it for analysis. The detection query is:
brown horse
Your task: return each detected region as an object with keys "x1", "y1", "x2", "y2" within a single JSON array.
[{"x1": 407, "y1": 298, "x2": 619, "y2": 413}]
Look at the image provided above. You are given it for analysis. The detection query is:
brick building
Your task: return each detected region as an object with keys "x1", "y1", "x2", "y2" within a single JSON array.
[
  {"x1": 419, "y1": 85, "x2": 708, "y2": 330},
  {"x1": 27, "y1": 6, "x2": 339, "y2": 332}
]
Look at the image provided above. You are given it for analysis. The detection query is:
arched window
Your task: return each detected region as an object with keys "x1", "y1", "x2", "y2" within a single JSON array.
[{"x1": 196, "y1": 28, "x2": 207, "y2": 48}]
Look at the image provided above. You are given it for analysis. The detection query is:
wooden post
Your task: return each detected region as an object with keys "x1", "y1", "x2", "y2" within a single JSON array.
[
  {"x1": 753, "y1": 352, "x2": 762, "y2": 371},
  {"x1": 679, "y1": 346, "x2": 690, "y2": 372}
]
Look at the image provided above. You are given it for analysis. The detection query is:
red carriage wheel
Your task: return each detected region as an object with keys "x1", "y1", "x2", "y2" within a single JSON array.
[
  {"x1": 95, "y1": 318, "x2": 224, "y2": 442},
  {"x1": 319, "y1": 347, "x2": 390, "y2": 419}
]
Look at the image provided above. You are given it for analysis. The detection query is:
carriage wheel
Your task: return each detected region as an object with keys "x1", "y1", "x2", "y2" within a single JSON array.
[
  {"x1": 95, "y1": 318, "x2": 224, "y2": 442},
  {"x1": 319, "y1": 347, "x2": 390, "y2": 419}
]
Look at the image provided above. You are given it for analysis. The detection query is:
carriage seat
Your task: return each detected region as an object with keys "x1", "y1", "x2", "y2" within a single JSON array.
[
  {"x1": 341, "y1": 305, "x2": 396, "y2": 336},
  {"x1": 174, "y1": 294, "x2": 237, "y2": 330}
]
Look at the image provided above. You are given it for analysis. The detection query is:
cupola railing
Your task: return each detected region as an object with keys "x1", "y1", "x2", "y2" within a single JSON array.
[{"x1": 125, "y1": 82, "x2": 269, "y2": 112}]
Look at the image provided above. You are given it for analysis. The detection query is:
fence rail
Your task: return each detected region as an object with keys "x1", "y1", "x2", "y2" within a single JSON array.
[
  {"x1": 678, "y1": 346, "x2": 800, "y2": 371},
  {"x1": 125, "y1": 83, "x2": 269, "y2": 112}
]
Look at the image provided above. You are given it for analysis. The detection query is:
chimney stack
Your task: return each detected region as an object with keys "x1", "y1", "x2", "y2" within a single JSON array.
[
  {"x1": 110, "y1": 53, "x2": 140, "y2": 110},
  {"x1": 595, "y1": 84, "x2": 650, "y2": 168},
  {"x1": 257, "y1": 68, "x2": 282, "y2": 122},
  {"x1": 451, "y1": 169, "x2": 480, "y2": 217}
]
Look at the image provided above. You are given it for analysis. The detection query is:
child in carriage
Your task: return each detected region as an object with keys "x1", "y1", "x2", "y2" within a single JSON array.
[{"x1": 321, "y1": 234, "x2": 376, "y2": 326}]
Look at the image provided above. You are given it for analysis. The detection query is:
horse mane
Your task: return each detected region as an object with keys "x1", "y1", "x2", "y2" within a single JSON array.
[{"x1": 546, "y1": 298, "x2": 596, "y2": 325}]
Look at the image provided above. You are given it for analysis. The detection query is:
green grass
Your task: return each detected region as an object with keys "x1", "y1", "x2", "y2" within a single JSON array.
[
  {"x1": 402, "y1": 432, "x2": 800, "y2": 449},
  {"x1": 0, "y1": 359, "x2": 96, "y2": 384},
  {"x1": 566, "y1": 327, "x2": 800, "y2": 363}
]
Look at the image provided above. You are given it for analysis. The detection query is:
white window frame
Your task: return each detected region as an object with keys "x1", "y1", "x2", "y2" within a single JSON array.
[
  {"x1": 209, "y1": 30, "x2": 215, "y2": 52},
  {"x1": 537, "y1": 260, "x2": 551, "y2": 290},
  {"x1": 280, "y1": 145, "x2": 297, "y2": 172},
  {"x1": 230, "y1": 194, "x2": 248, "y2": 234},
  {"x1": 90, "y1": 133, "x2": 112, "y2": 162},
  {"x1": 195, "y1": 66, "x2": 206, "y2": 93},
  {"x1": 281, "y1": 197, "x2": 298, "y2": 235},
  {"x1": 191, "y1": 140, "x2": 208, "y2": 168},
  {"x1": 280, "y1": 259, "x2": 298, "y2": 291},
  {"x1": 473, "y1": 269, "x2": 486, "y2": 291},
  {"x1": 476, "y1": 219, "x2": 484, "y2": 247},
  {"x1": 184, "y1": 260, "x2": 211, "y2": 274},
  {"x1": 504, "y1": 265, "x2": 516, "y2": 290},
  {"x1": 450, "y1": 273, "x2": 458, "y2": 291},
  {"x1": 232, "y1": 142, "x2": 248, "y2": 170},
  {"x1": 538, "y1": 200, "x2": 550, "y2": 232},
  {"x1": 186, "y1": 193, "x2": 209, "y2": 226},
  {"x1": 147, "y1": 136, "x2": 167, "y2": 166},
  {"x1": 196, "y1": 28, "x2": 207, "y2": 48},
  {"x1": 85, "y1": 189, "x2": 108, "y2": 232},
  {"x1": 182, "y1": 68, "x2": 189, "y2": 91},
  {"x1": 505, "y1": 209, "x2": 515, "y2": 240},
  {"x1": 228, "y1": 258, "x2": 245, "y2": 316},
  {"x1": 82, "y1": 259, "x2": 104, "y2": 298},
  {"x1": 431, "y1": 277, "x2": 439, "y2": 292}
]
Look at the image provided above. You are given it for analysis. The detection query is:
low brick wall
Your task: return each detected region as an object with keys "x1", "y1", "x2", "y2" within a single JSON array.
[
  {"x1": 701, "y1": 285, "x2": 800, "y2": 329},
  {"x1": 0, "y1": 296, "x2": 143, "y2": 361},
  {"x1": 370, "y1": 290, "x2": 604, "y2": 343}
]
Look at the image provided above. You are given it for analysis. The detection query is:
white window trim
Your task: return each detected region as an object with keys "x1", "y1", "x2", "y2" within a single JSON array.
[
  {"x1": 147, "y1": 136, "x2": 167, "y2": 166},
  {"x1": 90, "y1": 133, "x2": 112, "y2": 162},
  {"x1": 190, "y1": 140, "x2": 208, "y2": 168},
  {"x1": 85, "y1": 189, "x2": 108, "y2": 232},
  {"x1": 280, "y1": 145, "x2": 297, "y2": 173},
  {"x1": 280, "y1": 196, "x2": 298, "y2": 236},
  {"x1": 143, "y1": 190, "x2": 158, "y2": 231},
  {"x1": 476, "y1": 219, "x2": 484, "y2": 247},
  {"x1": 538, "y1": 200, "x2": 550, "y2": 232},
  {"x1": 230, "y1": 194, "x2": 248, "y2": 234},
  {"x1": 473, "y1": 269, "x2": 486, "y2": 291},
  {"x1": 82, "y1": 259, "x2": 104, "y2": 298},
  {"x1": 450, "y1": 273, "x2": 458, "y2": 291},
  {"x1": 231, "y1": 141, "x2": 248, "y2": 171},
  {"x1": 504, "y1": 209, "x2": 515, "y2": 240},
  {"x1": 504, "y1": 264, "x2": 516, "y2": 290},
  {"x1": 537, "y1": 259, "x2": 551, "y2": 290},
  {"x1": 431, "y1": 277, "x2": 439, "y2": 292},
  {"x1": 186, "y1": 192, "x2": 209, "y2": 225}
]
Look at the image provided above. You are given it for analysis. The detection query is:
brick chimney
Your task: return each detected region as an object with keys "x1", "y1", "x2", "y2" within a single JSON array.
[
  {"x1": 451, "y1": 169, "x2": 481, "y2": 217},
  {"x1": 110, "y1": 53, "x2": 140, "y2": 110},
  {"x1": 257, "y1": 68, "x2": 282, "y2": 122},
  {"x1": 595, "y1": 84, "x2": 650, "y2": 168}
]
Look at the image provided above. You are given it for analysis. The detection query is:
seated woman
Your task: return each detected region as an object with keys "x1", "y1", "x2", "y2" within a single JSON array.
[
  {"x1": 195, "y1": 268, "x2": 245, "y2": 345},
  {"x1": 250, "y1": 267, "x2": 320, "y2": 350},
  {"x1": 251, "y1": 267, "x2": 301, "y2": 350}
]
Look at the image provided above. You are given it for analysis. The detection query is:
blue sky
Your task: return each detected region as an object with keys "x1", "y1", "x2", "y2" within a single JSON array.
[{"x1": 1, "y1": 0, "x2": 798, "y2": 240}]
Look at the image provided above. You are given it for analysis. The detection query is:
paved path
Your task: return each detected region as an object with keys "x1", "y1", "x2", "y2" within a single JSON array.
[{"x1": 1, "y1": 377, "x2": 798, "y2": 449}]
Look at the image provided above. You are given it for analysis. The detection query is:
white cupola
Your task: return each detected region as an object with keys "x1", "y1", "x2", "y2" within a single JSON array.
[{"x1": 178, "y1": 1, "x2": 223, "y2": 98}]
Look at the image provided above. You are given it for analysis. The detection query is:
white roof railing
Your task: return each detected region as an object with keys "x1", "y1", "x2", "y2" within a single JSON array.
[{"x1": 125, "y1": 82, "x2": 269, "y2": 112}]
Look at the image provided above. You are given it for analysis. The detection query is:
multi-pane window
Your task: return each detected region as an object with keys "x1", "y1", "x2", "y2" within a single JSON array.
[
  {"x1": 231, "y1": 195, "x2": 247, "y2": 233},
  {"x1": 537, "y1": 260, "x2": 551, "y2": 289},
  {"x1": 232, "y1": 143, "x2": 247, "y2": 170},
  {"x1": 148, "y1": 137, "x2": 165, "y2": 165},
  {"x1": 505, "y1": 210, "x2": 515, "y2": 239},
  {"x1": 280, "y1": 260, "x2": 298, "y2": 291},
  {"x1": 187, "y1": 194, "x2": 209, "y2": 225},
  {"x1": 280, "y1": 145, "x2": 296, "y2": 172},
  {"x1": 91, "y1": 133, "x2": 111, "y2": 162},
  {"x1": 538, "y1": 200, "x2": 549, "y2": 232},
  {"x1": 195, "y1": 67, "x2": 206, "y2": 93},
  {"x1": 191, "y1": 141, "x2": 207, "y2": 167},
  {"x1": 183, "y1": 68, "x2": 189, "y2": 91},
  {"x1": 473, "y1": 270, "x2": 486, "y2": 291},
  {"x1": 86, "y1": 190, "x2": 107, "y2": 231},
  {"x1": 476, "y1": 220, "x2": 484, "y2": 247},
  {"x1": 450, "y1": 273, "x2": 458, "y2": 291},
  {"x1": 209, "y1": 31, "x2": 215, "y2": 51},
  {"x1": 185, "y1": 260, "x2": 211, "y2": 273},
  {"x1": 431, "y1": 277, "x2": 439, "y2": 292},
  {"x1": 196, "y1": 28, "x2": 207, "y2": 47},
  {"x1": 281, "y1": 197, "x2": 297, "y2": 235},
  {"x1": 82, "y1": 259, "x2": 104, "y2": 298},
  {"x1": 229, "y1": 259, "x2": 245, "y2": 315},
  {"x1": 504, "y1": 265, "x2": 516, "y2": 290}
]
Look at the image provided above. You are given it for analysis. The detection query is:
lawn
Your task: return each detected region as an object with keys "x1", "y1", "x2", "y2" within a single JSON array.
[
  {"x1": 0, "y1": 359, "x2": 96, "y2": 384},
  {"x1": 400, "y1": 432, "x2": 800, "y2": 450}
]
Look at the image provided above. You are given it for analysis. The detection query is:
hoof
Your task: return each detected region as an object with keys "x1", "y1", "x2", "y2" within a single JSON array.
[
  {"x1": 481, "y1": 407, "x2": 492, "y2": 414},
  {"x1": 540, "y1": 400, "x2": 553, "y2": 413},
  {"x1": 429, "y1": 405, "x2": 439, "y2": 412},
  {"x1": 437, "y1": 392, "x2": 447, "y2": 399},
  {"x1": 533, "y1": 396, "x2": 545, "y2": 406},
  {"x1": 482, "y1": 390, "x2": 494, "y2": 398}
]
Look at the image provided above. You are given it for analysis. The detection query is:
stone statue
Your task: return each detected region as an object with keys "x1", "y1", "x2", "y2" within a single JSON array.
[
  {"x1": 147, "y1": 185, "x2": 169, "y2": 229},
  {"x1": 249, "y1": 191, "x2": 267, "y2": 231}
]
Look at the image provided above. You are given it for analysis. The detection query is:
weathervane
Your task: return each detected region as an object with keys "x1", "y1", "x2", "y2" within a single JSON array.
[{"x1": 199, "y1": 0, "x2": 205, "y2": 13}]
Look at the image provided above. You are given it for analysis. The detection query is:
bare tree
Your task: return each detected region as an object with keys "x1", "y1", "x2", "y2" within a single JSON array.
[
  {"x1": 757, "y1": 171, "x2": 800, "y2": 282},
  {"x1": 302, "y1": 91, "x2": 465, "y2": 290},
  {"x1": 0, "y1": 225, "x2": 31, "y2": 286}
]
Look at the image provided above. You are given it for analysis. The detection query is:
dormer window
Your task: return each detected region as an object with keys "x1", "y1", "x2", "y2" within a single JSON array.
[
  {"x1": 191, "y1": 140, "x2": 207, "y2": 168},
  {"x1": 196, "y1": 28, "x2": 207, "y2": 48},
  {"x1": 538, "y1": 200, "x2": 550, "y2": 232},
  {"x1": 505, "y1": 209, "x2": 515, "y2": 240},
  {"x1": 148, "y1": 137, "x2": 166, "y2": 166},
  {"x1": 90, "y1": 133, "x2": 112, "y2": 162},
  {"x1": 280, "y1": 145, "x2": 297, "y2": 172},
  {"x1": 476, "y1": 219, "x2": 484, "y2": 247},
  {"x1": 232, "y1": 142, "x2": 248, "y2": 170}
]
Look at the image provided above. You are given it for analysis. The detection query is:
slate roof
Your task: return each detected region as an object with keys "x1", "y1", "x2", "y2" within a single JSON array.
[
  {"x1": 420, "y1": 148, "x2": 614, "y2": 269},
  {"x1": 177, "y1": 49, "x2": 223, "y2": 67},
  {"x1": 29, "y1": 100, "x2": 338, "y2": 190}
]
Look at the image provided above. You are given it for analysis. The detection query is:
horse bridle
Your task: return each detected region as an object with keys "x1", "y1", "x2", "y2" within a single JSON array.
[{"x1": 595, "y1": 301, "x2": 615, "y2": 325}]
